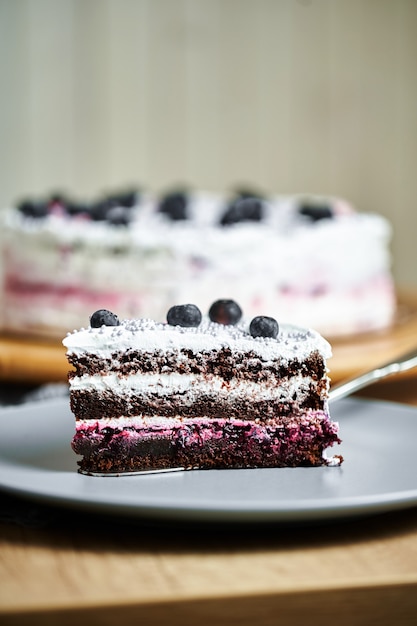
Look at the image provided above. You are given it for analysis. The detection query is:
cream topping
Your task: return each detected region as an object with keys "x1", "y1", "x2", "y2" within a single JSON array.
[
  {"x1": 68, "y1": 371, "x2": 319, "y2": 403},
  {"x1": 63, "y1": 318, "x2": 332, "y2": 364}
]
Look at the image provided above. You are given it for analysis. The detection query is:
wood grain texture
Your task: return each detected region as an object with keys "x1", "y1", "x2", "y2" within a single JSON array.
[
  {"x1": 0, "y1": 335, "x2": 68, "y2": 384},
  {"x1": 1, "y1": 587, "x2": 417, "y2": 626},
  {"x1": 1, "y1": 491, "x2": 417, "y2": 624}
]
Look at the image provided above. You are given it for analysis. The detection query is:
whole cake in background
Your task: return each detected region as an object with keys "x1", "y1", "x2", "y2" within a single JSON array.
[
  {"x1": 1, "y1": 186, "x2": 396, "y2": 338},
  {"x1": 63, "y1": 300, "x2": 342, "y2": 474}
]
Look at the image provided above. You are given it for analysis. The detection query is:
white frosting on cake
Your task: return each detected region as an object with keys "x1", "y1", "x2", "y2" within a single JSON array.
[
  {"x1": 63, "y1": 318, "x2": 332, "y2": 363},
  {"x1": 68, "y1": 371, "x2": 318, "y2": 404},
  {"x1": 3, "y1": 193, "x2": 392, "y2": 292}
]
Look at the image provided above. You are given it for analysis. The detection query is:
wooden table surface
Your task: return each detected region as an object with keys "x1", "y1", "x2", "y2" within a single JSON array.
[{"x1": 2, "y1": 291, "x2": 417, "y2": 625}]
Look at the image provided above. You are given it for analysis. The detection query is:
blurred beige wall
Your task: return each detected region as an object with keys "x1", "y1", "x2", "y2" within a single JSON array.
[{"x1": 0, "y1": 0, "x2": 416, "y2": 286}]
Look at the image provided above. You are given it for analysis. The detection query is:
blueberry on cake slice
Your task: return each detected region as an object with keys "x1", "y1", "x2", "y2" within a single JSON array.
[{"x1": 63, "y1": 300, "x2": 342, "y2": 475}]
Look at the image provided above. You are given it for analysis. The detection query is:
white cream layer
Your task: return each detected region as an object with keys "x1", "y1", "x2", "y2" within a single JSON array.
[{"x1": 69, "y1": 371, "x2": 319, "y2": 404}]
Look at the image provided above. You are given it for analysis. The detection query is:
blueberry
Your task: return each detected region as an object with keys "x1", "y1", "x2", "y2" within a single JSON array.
[
  {"x1": 208, "y1": 299, "x2": 242, "y2": 325},
  {"x1": 107, "y1": 189, "x2": 139, "y2": 208},
  {"x1": 158, "y1": 191, "x2": 188, "y2": 221},
  {"x1": 249, "y1": 316, "x2": 279, "y2": 339},
  {"x1": 106, "y1": 205, "x2": 131, "y2": 226},
  {"x1": 17, "y1": 200, "x2": 48, "y2": 219},
  {"x1": 220, "y1": 197, "x2": 264, "y2": 226},
  {"x1": 90, "y1": 309, "x2": 120, "y2": 328},
  {"x1": 298, "y1": 203, "x2": 333, "y2": 222},
  {"x1": 66, "y1": 202, "x2": 89, "y2": 217},
  {"x1": 89, "y1": 198, "x2": 118, "y2": 221},
  {"x1": 167, "y1": 304, "x2": 202, "y2": 327}
]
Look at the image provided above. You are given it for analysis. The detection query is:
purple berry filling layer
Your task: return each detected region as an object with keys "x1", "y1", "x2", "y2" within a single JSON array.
[{"x1": 72, "y1": 412, "x2": 341, "y2": 473}]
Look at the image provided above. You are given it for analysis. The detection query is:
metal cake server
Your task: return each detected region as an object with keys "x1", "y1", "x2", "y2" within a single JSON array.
[
  {"x1": 79, "y1": 467, "x2": 186, "y2": 477},
  {"x1": 329, "y1": 346, "x2": 417, "y2": 403}
]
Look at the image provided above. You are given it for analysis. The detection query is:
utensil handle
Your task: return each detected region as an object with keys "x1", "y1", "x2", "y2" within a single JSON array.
[{"x1": 329, "y1": 349, "x2": 417, "y2": 403}]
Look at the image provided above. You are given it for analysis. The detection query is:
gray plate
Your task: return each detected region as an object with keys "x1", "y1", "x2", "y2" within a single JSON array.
[{"x1": 0, "y1": 397, "x2": 416, "y2": 524}]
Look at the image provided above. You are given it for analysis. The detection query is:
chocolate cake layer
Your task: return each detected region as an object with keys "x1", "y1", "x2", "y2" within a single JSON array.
[
  {"x1": 70, "y1": 387, "x2": 327, "y2": 421},
  {"x1": 67, "y1": 348, "x2": 326, "y2": 381}
]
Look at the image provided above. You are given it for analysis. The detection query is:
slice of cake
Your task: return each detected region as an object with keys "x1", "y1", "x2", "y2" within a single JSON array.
[{"x1": 62, "y1": 301, "x2": 342, "y2": 475}]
